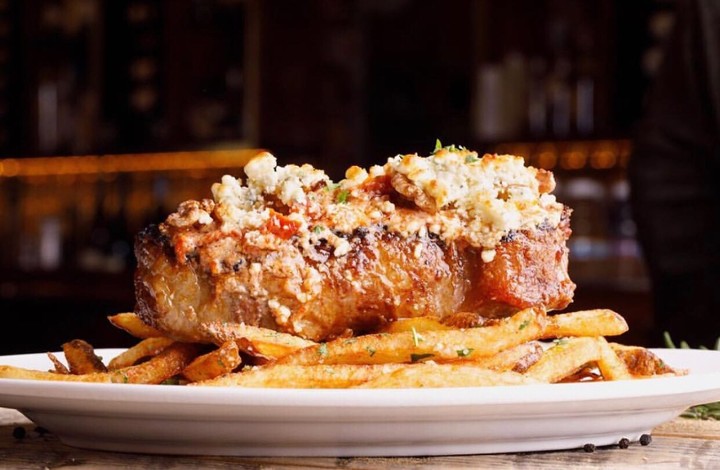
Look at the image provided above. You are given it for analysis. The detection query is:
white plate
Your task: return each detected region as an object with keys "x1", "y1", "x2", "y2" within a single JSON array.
[{"x1": 1, "y1": 348, "x2": 719, "y2": 456}]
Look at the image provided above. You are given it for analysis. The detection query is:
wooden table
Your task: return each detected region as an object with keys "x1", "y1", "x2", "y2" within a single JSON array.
[{"x1": 0, "y1": 408, "x2": 718, "y2": 469}]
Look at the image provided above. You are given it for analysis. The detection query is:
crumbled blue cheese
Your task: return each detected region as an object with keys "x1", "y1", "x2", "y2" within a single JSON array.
[
  {"x1": 205, "y1": 148, "x2": 563, "y2": 258},
  {"x1": 242, "y1": 152, "x2": 329, "y2": 205}
]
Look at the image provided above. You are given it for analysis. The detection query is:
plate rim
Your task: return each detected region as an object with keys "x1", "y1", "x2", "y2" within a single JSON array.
[
  {"x1": 0, "y1": 348, "x2": 718, "y2": 409},
  {"x1": 2, "y1": 348, "x2": 719, "y2": 456}
]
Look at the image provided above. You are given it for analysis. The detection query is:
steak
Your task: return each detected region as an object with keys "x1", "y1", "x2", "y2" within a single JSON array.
[{"x1": 134, "y1": 149, "x2": 575, "y2": 342}]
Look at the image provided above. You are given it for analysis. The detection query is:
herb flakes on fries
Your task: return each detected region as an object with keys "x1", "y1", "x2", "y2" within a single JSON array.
[{"x1": 0, "y1": 307, "x2": 684, "y2": 388}]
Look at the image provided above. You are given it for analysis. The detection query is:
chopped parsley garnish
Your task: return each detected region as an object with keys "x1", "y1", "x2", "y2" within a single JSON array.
[
  {"x1": 366, "y1": 346, "x2": 376, "y2": 357},
  {"x1": 553, "y1": 337, "x2": 569, "y2": 346},
  {"x1": 336, "y1": 190, "x2": 349, "y2": 204},
  {"x1": 465, "y1": 155, "x2": 479, "y2": 163},
  {"x1": 410, "y1": 353, "x2": 434, "y2": 363},
  {"x1": 312, "y1": 225, "x2": 325, "y2": 234},
  {"x1": 317, "y1": 343, "x2": 328, "y2": 357},
  {"x1": 456, "y1": 348, "x2": 474, "y2": 358},
  {"x1": 433, "y1": 139, "x2": 467, "y2": 154},
  {"x1": 518, "y1": 320, "x2": 530, "y2": 331}
]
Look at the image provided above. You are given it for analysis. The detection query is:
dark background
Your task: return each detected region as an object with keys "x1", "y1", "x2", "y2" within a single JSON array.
[{"x1": 0, "y1": 0, "x2": 675, "y2": 353}]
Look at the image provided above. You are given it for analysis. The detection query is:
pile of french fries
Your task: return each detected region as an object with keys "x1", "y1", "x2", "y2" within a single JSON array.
[{"x1": 0, "y1": 307, "x2": 682, "y2": 387}]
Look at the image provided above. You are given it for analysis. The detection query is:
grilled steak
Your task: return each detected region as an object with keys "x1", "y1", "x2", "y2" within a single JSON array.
[{"x1": 134, "y1": 148, "x2": 575, "y2": 342}]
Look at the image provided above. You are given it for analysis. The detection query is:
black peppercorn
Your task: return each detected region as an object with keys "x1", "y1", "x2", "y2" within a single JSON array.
[
  {"x1": 618, "y1": 438, "x2": 630, "y2": 449},
  {"x1": 640, "y1": 434, "x2": 652, "y2": 446},
  {"x1": 583, "y1": 443, "x2": 596, "y2": 453},
  {"x1": 12, "y1": 426, "x2": 26, "y2": 440}
]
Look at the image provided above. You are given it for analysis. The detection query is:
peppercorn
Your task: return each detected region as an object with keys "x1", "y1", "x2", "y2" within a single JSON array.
[
  {"x1": 12, "y1": 426, "x2": 26, "y2": 440},
  {"x1": 640, "y1": 434, "x2": 652, "y2": 446},
  {"x1": 618, "y1": 438, "x2": 630, "y2": 449},
  {"x1": 583, "y1": 443, "x2": 596, "y2": 453}
]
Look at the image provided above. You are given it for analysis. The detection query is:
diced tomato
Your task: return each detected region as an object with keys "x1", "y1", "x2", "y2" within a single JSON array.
[{"x1": 266, "y1": 209, "x2": 301, "y2": 239}]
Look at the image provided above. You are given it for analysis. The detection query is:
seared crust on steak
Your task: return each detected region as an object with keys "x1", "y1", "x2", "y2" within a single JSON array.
[
  {"x1": 134, "y1": 212, "x2": 574, "y2": 343},
  {"x1": 134, "y1": 149, "x2": 576, "y2": 342}
]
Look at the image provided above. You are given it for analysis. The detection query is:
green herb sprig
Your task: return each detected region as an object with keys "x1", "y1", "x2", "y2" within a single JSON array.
[
  {"x1": 665, "y1": 332, "x2": 720, "y2": 420},
  {"x1": 433, "y1": 139, "x2": 466, "y2": 154}
]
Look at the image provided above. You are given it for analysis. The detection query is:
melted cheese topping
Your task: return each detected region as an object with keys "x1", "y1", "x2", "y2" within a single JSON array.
[{"x1": 167, "y1": 148, "x2": 564, "y2": 261}]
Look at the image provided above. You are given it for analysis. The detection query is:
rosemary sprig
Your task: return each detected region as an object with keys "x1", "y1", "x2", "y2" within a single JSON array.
[
  {"x1": 681, "y1": 402, "x2": 720, "y2": 420},
  {"x1": 665, "y1": 332, "x2": 720, "y2": 420}
]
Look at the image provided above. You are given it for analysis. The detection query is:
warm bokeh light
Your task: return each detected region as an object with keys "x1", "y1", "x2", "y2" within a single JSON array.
[{"x1": 0, "y1": 150, "x2": 262, "y2": 179}]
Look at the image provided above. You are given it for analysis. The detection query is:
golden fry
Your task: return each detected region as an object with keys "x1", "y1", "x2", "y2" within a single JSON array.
[
  {"x1": 197, "y1": 363, "x2": 405, "y2": 388},
  {"x1": 116, "y1": 342, "x2": 201, "y2": 384},
  {"x1": 202, "y1": 322, "x2": 316, "y2": 360},
  {"x1": 464, "y1": 341, "x2": 544, "y2": 373},
  {"x1": 107, "y1": 312, "x2": 164, "y2": 339},
  {"x1": 381, "y1": 316, "x2": 450, "y2": 334},
  {"x1": 0, "y1": 343, "x2": 201, "y2": 384},
  {"x1": 46, "y1": 352, "x2": 69, "y2": 374},
  {"x1": 0, "y1": 365, "x2": 115, "y2": 383},
  {"x1": 182, "y1": 341, "x2": 242, "y2": 383},
  {"x1": 278, "y1": 308, "x2": 547, "y2": 366},
  {"x1": 543, "y1": 309, "x2": 628, "y2": 339},
  {"x1": 108, "y1": 337, "x2": 175, "y2": 371},
  {"x1": 611, "y1": 343, "x2": 686, "y2": 377},
  {"x1": 595, "y1": 337, "x2": 632, "y2": 381},
  {"x1": 357, "y1": 363, "x2": 539, "y2": 388},
  {"x1": 525, "y1": 337, "x2": 602, "y2": 383},
  {"x1": 62, "y1": 339, "x2": 108, "y2": 374}
]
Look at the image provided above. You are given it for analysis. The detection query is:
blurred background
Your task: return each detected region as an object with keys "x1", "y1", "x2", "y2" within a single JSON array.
[{"x1": 0, "y1": 0, "x2": 675, "y2": 353}]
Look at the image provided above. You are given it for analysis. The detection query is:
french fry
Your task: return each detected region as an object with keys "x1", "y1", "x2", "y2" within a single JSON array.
[
  {"x1": 115, "y1": 342, "x2": 201, "y2": 384},
  {"x1": 196, "y1": 363, "x2": 405, "y2": 388},
  {"x1": 381, "y1": 316, "x2": 450, "y2": 334},
  {"x1": 611, "y1": 343, "x2": 686, "y2": 377},
  {"x1": 543, "y1": 309, "x2": 628, "y2": 339},
  {"x1": 108, "y1": 337, "x2": 175, "y2": 371},
  {"x1": 525, "y1": 337, "x2": 602, "y2": 383},
  {"x1": 595, "y1": 337, "x2": 633, "y2": 381},
  {"x1": 464, "y1": 341, "x2": 544, "y2": 373},
  {"x1": 357, "y1": 363, "x2": 539, "y2": 388},
  {"x1": 62, "y1": 339, "x2": 108, "y2": 374},
  {"x1": 107, "y1": 312, "x2": 164, "y2": 339},
  {"x1": 46, "y1": 352, "x2": 69, "y2": 374},
  {"x1": 202, "y1": 322, "x2": 316, "y2": 360},
  {"x1": 278, "y1": 308, "x2": 547, "y2": 366},
  {"x1": 0, "y1": 366, "x2": 115, "y2": 383},
  {"x1": 182, "y1": 341, "x2": 242, "y2": 382},
  {"x1": 0, "y1": 343, "x2": 201, "y2": 384}
]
